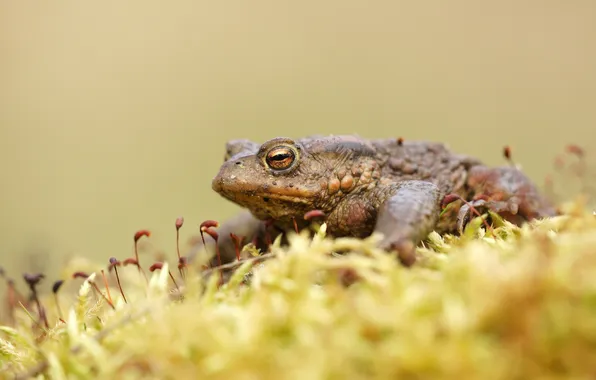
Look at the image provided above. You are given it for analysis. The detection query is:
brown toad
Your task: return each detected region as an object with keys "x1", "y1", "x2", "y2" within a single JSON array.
[{"x1": 209, "y1": 135, "x2": 557, "y2": 266}]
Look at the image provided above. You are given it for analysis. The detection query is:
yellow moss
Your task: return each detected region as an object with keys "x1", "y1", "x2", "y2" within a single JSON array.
[{"x1": 2, "y1": 204, "x2": 596, "y2": 379}]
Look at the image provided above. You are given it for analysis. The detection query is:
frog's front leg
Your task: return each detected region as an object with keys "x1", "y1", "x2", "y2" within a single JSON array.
[
  {"x1": 458, "y1": 166, "x2": 558, "y2": 232},
  {"x1": 187, "y1": 210, "x2": 276, "y2": 267},
  {"x1": 374, "y1": 180, "x2": 442, "y2": 266}
]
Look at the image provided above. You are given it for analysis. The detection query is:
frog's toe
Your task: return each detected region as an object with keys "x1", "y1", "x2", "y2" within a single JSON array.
[
  {"x1": 457, "y1": 198, "x2": 523, "y2": 234},
  {"x1": 379, "y1": 237, "x2": 417, "y2": 267},
  {"x1": 456, "y1": 202, "x2": 473, "y2": 234}
]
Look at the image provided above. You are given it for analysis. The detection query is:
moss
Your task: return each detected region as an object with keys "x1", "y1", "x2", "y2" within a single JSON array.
[{"x1": 2, "y1": 202, "x2": 596, "y2": 379}]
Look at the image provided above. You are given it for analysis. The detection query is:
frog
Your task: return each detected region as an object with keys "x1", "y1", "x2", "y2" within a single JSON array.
[{"x1": 207, "y1": 135, "x2": 557, "y2": 267}]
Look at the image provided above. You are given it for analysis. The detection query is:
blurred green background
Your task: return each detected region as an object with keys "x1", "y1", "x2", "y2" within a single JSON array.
[{"x1": 0, "y1": 1, "x2": 594, "y2": 279}]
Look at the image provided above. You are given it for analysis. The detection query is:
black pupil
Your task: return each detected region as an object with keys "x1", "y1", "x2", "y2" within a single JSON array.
[{"x1": 272, "y1": 152, "x2": 291, "y2": 161}]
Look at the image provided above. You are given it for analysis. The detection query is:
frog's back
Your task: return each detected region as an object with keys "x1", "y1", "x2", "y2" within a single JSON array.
[
  {"x1": 295, "y1": 134, "x2": 482, "y2": 194},
  {"x1": 368, "y1": 137, "x2": 483, "y2": 194}
]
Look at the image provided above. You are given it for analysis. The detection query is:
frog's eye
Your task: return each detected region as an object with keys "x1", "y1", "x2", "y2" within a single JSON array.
[{"x1": 265, "y1": 145, "x2": 297, "y2": 171}]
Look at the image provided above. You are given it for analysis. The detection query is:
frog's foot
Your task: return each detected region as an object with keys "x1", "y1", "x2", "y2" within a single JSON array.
[
  {"x1": 374, "y1": 180, "x2": 442, "y2": 267},
  {"x1": 461, "y1": 165, "x2": 559, "y2": 234},
  {"x1": 456, "y1": 197, "x2": 523, "y2": 234},
  {"x1": 186, "y1": 210, "x2": 274, "y2": 267},
  {"x1": 378, "y1": 237, "x2": 418, "y2": 267}
]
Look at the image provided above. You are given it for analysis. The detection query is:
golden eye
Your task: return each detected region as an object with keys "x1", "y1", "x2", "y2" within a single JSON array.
[{"x1": 265, "y1": 146, "x2": 296, "y2": 171}]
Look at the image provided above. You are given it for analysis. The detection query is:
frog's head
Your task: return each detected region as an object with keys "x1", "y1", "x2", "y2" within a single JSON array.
[{"x1": 212, "y1": 135, "x2": 376, "y2": 223}]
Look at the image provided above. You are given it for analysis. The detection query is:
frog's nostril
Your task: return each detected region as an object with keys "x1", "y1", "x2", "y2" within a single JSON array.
[{"x1": 235, "y1": 161, "x2": 242, "y2": 165}]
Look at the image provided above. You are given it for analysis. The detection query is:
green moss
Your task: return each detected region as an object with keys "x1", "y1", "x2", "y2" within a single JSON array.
[{"x1": 2, "y1": 202, "x2": 596, "y2": 379}]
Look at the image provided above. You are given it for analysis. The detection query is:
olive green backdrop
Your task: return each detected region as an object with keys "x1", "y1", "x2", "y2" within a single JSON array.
[{"x1": 1, "y1": 0, "x2": 594, "y2": 278}]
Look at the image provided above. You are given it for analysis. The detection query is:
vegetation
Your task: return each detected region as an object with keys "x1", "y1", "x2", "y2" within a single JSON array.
[{"x1": 1, "y1": 199, "x2": 596, "y2": 379}]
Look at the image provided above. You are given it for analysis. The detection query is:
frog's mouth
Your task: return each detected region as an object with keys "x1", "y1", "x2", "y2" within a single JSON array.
[
  {"x1": 213, "y1": 184, "x2": 315, "y2": 205},
  {"x1": 233, "y1": 191, "x2": 313, "y2": 205},
  {"x1": 212, "y1": 175, "x2": 318, "y2": 213}
]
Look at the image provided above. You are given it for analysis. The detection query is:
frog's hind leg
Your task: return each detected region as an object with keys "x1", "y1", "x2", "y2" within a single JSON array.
[
  {"x1": 458, "y1": 166, "x2": 558, "y2": 232},
  {"x1": 374, "y1": 180, "x2": 442, "y2": 266}
]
